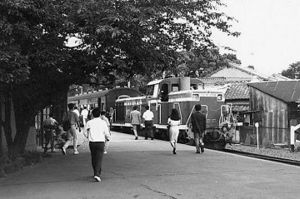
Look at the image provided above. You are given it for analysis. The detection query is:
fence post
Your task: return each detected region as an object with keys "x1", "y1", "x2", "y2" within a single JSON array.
[
  {"x1": 290, "y1": 126, "x2": 295, "y2": 152},
  {"x1": 255, "y1": 122, "x2": 259, "y2": 149}
]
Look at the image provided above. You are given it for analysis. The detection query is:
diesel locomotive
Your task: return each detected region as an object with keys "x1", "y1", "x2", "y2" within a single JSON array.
[{"x1": 111, "y1": 76, "x2": 235, "y2": 149}]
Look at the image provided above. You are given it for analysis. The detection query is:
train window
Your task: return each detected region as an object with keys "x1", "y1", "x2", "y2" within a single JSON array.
[
  {"x1": 171, "y1": 84, "x2": 179, "y2": 92},
  {"x1": 160, "y1": 84, "x2": 169, "y2": 101},
  {"x1": 192, "y1": 94, "x2": 200, "y2": 99},
  {"x1": 146, "y1": 85, "x2": 155, "y2": 96},
  {"x1": 191, "y1": 84, "x2": 198, "y2": 90},
  {"x1": 118, "y1": 95, "x2": 130, "y2": 99}
]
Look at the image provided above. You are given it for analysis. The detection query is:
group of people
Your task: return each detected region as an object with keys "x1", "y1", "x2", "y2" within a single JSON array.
[
  {"x1": 165, "y1": 104, "x2": 206, "y2": 154},
  {"x1": 129, "y1": 104, "x2": 206, "y2": 155},
  {"x1": 43, "y1": 103, "x2": 111, "y2": 182},
  {"x1": 168, "y1": 104, "x2": 206, "y2": 154},
  {"x1": 129, "y1": 105, "x2": 154, "y2": 140},
  {"x1": 43, "y1": 103, "x2": 206, "y2": 183}
]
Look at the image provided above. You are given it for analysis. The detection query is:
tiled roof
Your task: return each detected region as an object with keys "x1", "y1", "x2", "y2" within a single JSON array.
[
  {"x1": 225, "y1": 83, "x2": 249, "y2": 100},
  {"x1": 206, "y1": 62, "x2": 270, "y2": 81},
  {"x1": 248, "y1": 81, "x2": 300, "y2": 103}
]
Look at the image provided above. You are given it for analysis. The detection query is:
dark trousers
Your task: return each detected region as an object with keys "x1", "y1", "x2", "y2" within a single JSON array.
[
  {"x1": 144, "y1": 120, "x2": 154, "y2": 139},
  {"x1": 44, "y1": 130, "x2": 55, "y2": 153},
  {"x1": 89, "y1": 142, "x2": 105, "y2": 177}
]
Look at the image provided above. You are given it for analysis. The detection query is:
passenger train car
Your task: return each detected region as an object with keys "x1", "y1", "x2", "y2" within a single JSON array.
[{"x1": 68, "y1": 87, "x2": 142, "y2": 113}]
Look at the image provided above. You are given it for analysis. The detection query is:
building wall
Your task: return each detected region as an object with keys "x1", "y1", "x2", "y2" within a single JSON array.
[{"x1": 249, "y1": 87, "x2": 288, "y2": 144}]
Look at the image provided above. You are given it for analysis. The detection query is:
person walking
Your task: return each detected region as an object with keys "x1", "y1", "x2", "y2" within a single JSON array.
[
  {"x1": 43, "y1": 113, "x2": 58, "y2": 154},
  {"x1": 168, "y1": 108, "x2": 181, "y2": 154},
  {"x1": 61, "y1": 103, "x2": 81, "y2": 155},
  {"x1": 100, "y1": 111, "x2": 110, "y2": 154},
  {"x1": 130, "y1": 106, "x2": 141, "y2": 140},
  {"x1": 190, "y1": 104, "x2": 206, "y2": 153},
  {"x1": 142, "y1": 105, "x2": 154, "y2": 140},
  {"x1": 81, "y1": 106, "x2": 89, "y2": 126},
  {"x1": 84, "y1": 108, "x2": 111, "y2": 182},
  {"x1": 73, "y1": 106, "x2": 80, "y2": 117}
]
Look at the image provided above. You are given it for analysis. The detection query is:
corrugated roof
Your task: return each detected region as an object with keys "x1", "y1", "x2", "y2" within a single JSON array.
[
  {"x1": 232, "y1": 104, "x2": 249, "y2": 112},
  {"x1": 248, "y1": 80, "x2": 300, "y2": 102},
  {"x1": 225, "y1": 83, "x2": 249, "y2": 100}
]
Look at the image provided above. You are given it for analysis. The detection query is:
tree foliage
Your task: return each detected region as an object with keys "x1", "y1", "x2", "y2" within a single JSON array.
[
  {"x1": 0, "y1": 0, "x2": 239, "y2": 155},
  {"x1": 65, "y1": 0, "x2": 239, "y2": 84},
  {"x1": 281, "y1": 61, "x2": 300, "y2": 79},
  {"x1": 172, "y1": 48, "x2": 241, "y2": 78}
]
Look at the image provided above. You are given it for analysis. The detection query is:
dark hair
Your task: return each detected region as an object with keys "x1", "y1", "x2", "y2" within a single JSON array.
[
  {"x1": 49, "y1": 113, "x2": 53, "y2": 117},
  {"x1": 92, "y1": 108, "x2": 101, "y2": 117},
  {"x1": 68, "y1": 103, "x2": 75, "y2": 110},
  {"x1": 100, "y1": 111, "x2": 106, "y2": 116},
  {"x1": 195, "y1": 104, "x2": 202, "y2": 111},
  {"x1": 133, "y1": 105, "x2": 138, "y2": 110},
  {"x1": 170, "y1": 108, "x2": 180, "y2": 121},
  {"x1": 145, "y1": 105, "x2": 149, "y2": 110}
]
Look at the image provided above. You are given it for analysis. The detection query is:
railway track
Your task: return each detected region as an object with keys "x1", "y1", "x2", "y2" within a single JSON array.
[{"x1": 222, "y1": 148, "x2": 300, "y2": 166}]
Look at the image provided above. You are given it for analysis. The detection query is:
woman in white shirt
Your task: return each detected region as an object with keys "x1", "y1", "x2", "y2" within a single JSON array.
[
  {"x1": 84, "y1": 108, "x2": 110, "y2": 182},
  {"x1": 168, "y1": 108, "x2": 181, "y2": 154}
]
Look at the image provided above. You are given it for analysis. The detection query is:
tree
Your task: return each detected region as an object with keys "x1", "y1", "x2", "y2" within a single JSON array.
[
  {"x1": 0, "y1": 0, "x2": 239, "y2": 156},
  {"x1": 174, "y1": 48, "x2": 241, "y2": 78},
  {"x1": 282, "y1": 61, "x2": 300, "y2": 79}
]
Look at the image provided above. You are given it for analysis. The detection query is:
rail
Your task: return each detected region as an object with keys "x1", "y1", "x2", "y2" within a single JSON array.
[{"x1": 223, "y1": 149, "x2": 300, "y2": 166}]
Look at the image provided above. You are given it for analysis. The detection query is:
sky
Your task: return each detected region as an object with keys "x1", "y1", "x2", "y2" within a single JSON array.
[{"x1": 212, "y1": 0, "x2": 300, "y2": 76}]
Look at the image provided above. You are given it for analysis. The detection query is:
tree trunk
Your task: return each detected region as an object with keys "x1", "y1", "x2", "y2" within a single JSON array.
[
  {"x1": 4, "y1": 91, "x2": 13, "y2": 158},
  {"x1": 52, "y1": 89, "x2": 68, "y2": 123},
  {"x1": 0, "y1": 102, "x2": 3, "y2": 157},
  {"x1": 13, "y1": 114, "x2": 33, "y2": 155}
]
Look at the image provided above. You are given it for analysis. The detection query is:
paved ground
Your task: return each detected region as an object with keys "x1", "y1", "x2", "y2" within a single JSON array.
[{"x1": 1, "y1": 131, "x2": 300, "y2": 199}]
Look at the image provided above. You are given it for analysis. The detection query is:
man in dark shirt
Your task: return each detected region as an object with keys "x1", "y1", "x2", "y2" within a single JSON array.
[
  {"x1": 191, "y1": 104, "x2": 206, "y2": 153},
  {"x1": 61, "y1": 103, "x2": 80, "y2": 155}
]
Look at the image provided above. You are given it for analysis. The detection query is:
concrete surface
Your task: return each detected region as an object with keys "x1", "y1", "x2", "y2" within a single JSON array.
[{"x1": 1, "y1": 131, "x2": 300, "y2": 199}]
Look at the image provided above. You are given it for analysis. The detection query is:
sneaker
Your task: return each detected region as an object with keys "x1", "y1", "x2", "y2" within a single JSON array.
[
  {"x1": 196, "y1": 150, "x2": 200, "y2": 154},
  {"x1": 94, "y1": 176, "x2": 101, "y2": 182},
  {"x1": 73, "y1": 151, "x2": 79, "y2": 155},
  {"x1": 173, "y1": 148, "x2": 176, "y2": 155},
  {"x1": 104, "y1": 151, "x2": 107, "y2": 154},
  {"x1": 61, "y1": 147, "x2": 66, "y2": 155},
  {"x1": 135, "y1": 137, "x2": 138, "y2": 140}
]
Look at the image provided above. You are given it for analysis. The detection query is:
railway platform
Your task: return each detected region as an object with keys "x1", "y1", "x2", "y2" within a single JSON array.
[{"x1": 1, "y1": 131, "x2": 300, "y2": 199}]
